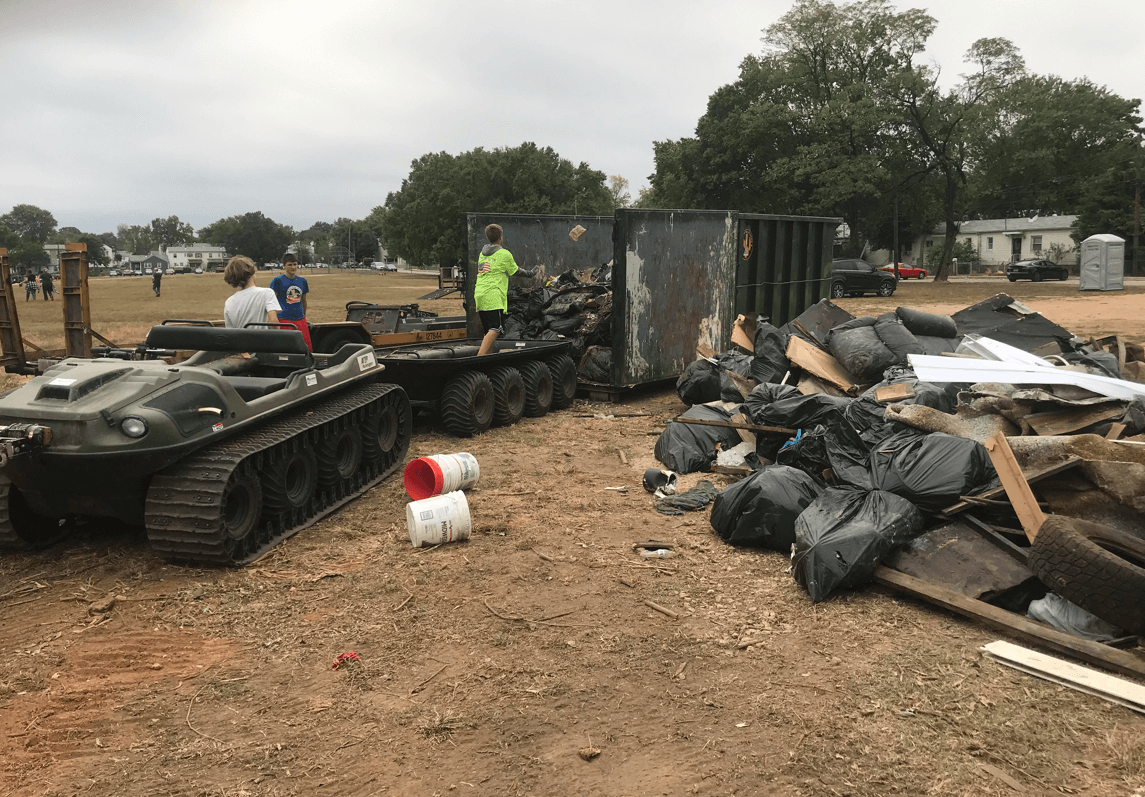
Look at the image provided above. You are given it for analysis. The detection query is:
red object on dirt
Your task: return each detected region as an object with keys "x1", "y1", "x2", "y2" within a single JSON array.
[
  {"x1": 332, "y1": 651, "x2": 361, "y2": 670},
  {"x1": 404, "y1": 457, "x2": 445, "y2": 500}
]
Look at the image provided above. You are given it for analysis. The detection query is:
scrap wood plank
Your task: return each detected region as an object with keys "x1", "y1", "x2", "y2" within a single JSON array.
[
  {"x1": 731, "y1": 314, "x2": 756, "y2": 353},
  {"x1": 1106, "y1": 422, "x2": 1127, "y2": 441},
  {"x1": 1025, "y1": 404, "x2": 1124, "y2": 436},
  {"x1": 786, "y1": 335, "x2": 857, "y2": 395},
  {"x1": 873, "y1": 383, "x2": 915, "y2": 403},
  {"x1": 942, "y1": 456, "x2": 1082, "y2": 517},
  {"x1": 982, "y1": 433, "x2": 1047, "y2": 541},
  {"x1": 797, "y1": 373, "x2": 848, "y2": 398},
  {"x1": 671, "y1": 416, "x2": 795, "y2": 436},
  {"x1": 728, "y1": 412, "x2": 756, "y2": 445},
  {"x1": 696, "y1": 343, "x2": 717, "y2": 360},
  {"x1": 982, "y1": 640, "x2": 1145, "y2": 715},
  {"x1": 725, "y1": 369, "x2": 756, "y2": 400},
  {"x1": 873, "y1": 567, "x2": 1145, "y2": 680}
]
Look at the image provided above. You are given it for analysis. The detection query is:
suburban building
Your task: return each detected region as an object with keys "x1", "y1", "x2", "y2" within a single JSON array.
[
  {"x1": 913, "y1": 215, "x2": 1080, "y2": 270},
  {"x1": 125, "y1": 251, "x2": 170, "y2": 274},
  {"x1": 166, "y1": 243, "x2": 229, "y2": 272}
]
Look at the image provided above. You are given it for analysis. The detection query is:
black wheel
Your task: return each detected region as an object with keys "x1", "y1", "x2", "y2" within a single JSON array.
[
  {"x1": 1058, "y1": 269, "x2": 1069, "y2": 281},
  {"x1": 1008, "y1": 276, "x2": 1018, "y2": 282},
  {"x1": 315, "y1": 330, "x2": 365, "y2": 354},
  {"x1": 220, "y1": 467, "x2": 263, "y2": 558},
  {"x1": 316, "y1": 425, "x2": 364, "y2": 487},
  {"x1": 0, "y1": 476, "x2": 70, "y2": 549},
  {"x1": 362, "y1": 390, "x2": 411, "y2": 467},
  {"x1": 440, "y1": 370, "x2": 495, "y2": 437},
  {"x1": 830, "y1": 282, "x2": 845, "y2": 299},
  {"x1": 518, "y1": 360, "x2": 554, "y2": 418},
  {"x1": 262, "y1": 447, "x2": 318, "y2": 513},
  {"x1": 487, "y1": 366, "x2": 526, "y2": 427},
  {"x1": 1028, "y1": 516, "x2": 1145, "y2": 634},
  {"x1": 918, "y1": 272, "x2": 927, "y2": 280},
  {"x1": 876, "y1": 281, "x2": 895, "y2": 297},
  {"x1": 546, "y1": 354, "x2": 578, "y2": 410},
  {"x1": 1031, "y1": 271, "x2": 1043, "y2": 283}
]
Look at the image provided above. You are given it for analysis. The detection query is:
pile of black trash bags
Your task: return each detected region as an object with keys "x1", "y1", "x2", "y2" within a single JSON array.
[
  {"x1": 659, "y1": 304, "x2": 1001, "y2": 605},
  {"x1": 501, "y1": 264, "x2": 614, "y2": 380}
]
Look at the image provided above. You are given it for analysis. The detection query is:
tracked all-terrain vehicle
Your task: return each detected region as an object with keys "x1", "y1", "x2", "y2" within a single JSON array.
[{"x1": 0, "y1": 322, "x2": 411, "y2": 565}]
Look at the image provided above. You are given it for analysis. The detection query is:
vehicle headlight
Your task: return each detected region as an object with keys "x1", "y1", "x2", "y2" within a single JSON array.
[{"x1": 120, "y1": 416, "x2": 148, "y2": 438}]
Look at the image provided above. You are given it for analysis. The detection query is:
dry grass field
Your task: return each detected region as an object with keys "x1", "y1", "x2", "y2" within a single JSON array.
[
  {"x1": 10, "y1": 270, "x2": 461, "y2": 352},
  {"x1": 0, "y1": 275, "x2": 1143, "y2": 796}
]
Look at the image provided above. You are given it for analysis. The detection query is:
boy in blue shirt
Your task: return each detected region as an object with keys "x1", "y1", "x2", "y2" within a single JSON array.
[{"x1": 270, "y1": 253, "x2": 311, "y2": 350}]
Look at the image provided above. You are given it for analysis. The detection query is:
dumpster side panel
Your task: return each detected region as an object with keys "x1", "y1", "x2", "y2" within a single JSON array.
[
  {"x1": 734, "y1": 215, "x2": 839, "y2": 326},
  {"x1": 465, "y1": 214, "x2": 614, "y2": 336},
  {"x1": 612, "y1": 210, "x2": 737, "y2": 386}
]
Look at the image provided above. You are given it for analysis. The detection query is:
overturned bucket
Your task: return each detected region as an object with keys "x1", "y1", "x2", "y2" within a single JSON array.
[
  {"x1": 404, "y1": 452, "x2": 480, "y2": 500},
  {"x1": 406, "y1": 490, "x2": 472, "y2": 548}
]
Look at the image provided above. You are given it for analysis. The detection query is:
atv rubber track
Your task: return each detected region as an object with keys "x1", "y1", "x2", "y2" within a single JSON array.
[{"x1": 144, "y1": 383, "x2": 408, "y2": 566}]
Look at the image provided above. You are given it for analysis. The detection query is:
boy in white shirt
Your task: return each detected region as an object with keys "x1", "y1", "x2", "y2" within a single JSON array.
[{"x1": 223, "y1": 256, "x2": 282, "y2": 330}]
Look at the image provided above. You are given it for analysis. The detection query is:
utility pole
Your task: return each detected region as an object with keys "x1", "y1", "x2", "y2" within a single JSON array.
[
  {"x1": 1134, "y1": 185, "x2": 1140, "y2": 278},
  {"x1": 893, "y1": 194, "x2": 900, "y2": 279}
]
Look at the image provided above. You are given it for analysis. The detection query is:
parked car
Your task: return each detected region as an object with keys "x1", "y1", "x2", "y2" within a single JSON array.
[
  {"x1": 878, "y1": 264, "x2": 927, "y2": 280},
  {"x1": 830, "y1": 259, "x2": 897, "y2": 298},
  {"x1": 1006, "y1": 259, "x2": 1069, "y2": 282},
  {"x1": 194, "y1": 267, "x2": 203, "y2": 274},
  {"x1": 108, "y1": 269, "x2": 119, "y2": 277}
]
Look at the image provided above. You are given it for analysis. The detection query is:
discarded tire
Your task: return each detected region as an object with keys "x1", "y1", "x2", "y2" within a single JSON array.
[
  {"x1": 546, "y1": 354, "x2": 578, "y2": 410},
  {"x1": 1027, "y1": 516, "x2": 1145, "y2": 634},
  {"x1": 440, "y1": 370, "x2": 495, "y2": 437},
  {"x1": 518, "y1": 360, "x2": 553, "y2": 418},
  {"x1": 487, "y1": 366, "x2": 526, "y2": 427}
]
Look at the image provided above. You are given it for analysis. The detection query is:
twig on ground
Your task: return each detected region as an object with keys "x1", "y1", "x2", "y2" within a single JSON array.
[
  {"x1": 186, "y1": 683, "x2": 228, "y2": 746},
  {"x1": 644, "y1": 600, "x2": 679, "y2": 619},
  {"x1": 532, "y1": 549, "x2": 555, "y2": 563},
  {"x1": 411, "y1": 664, "x2": 447, "y2": 695},
  {"x1": 413, "y1": 543, "x2": 442, "y2": 555}
]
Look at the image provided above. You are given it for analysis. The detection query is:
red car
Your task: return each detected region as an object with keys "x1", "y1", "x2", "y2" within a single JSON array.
[{"x1": 879, "y1": 264, "x2": 927, "y2": 279}]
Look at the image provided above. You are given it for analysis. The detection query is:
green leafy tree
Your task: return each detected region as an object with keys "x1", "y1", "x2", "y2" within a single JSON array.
[
  {"x1": 607, "y1": 176, "x2": 632, "y2": 208},
  {"x1": 200, "y1": 212, "x2": 293, "y2": 268},
  {"x1": 969, "y1": 76, "x2": 1142, "y2": 218},
  {"x1": 892, "y1": 37, "x2": 1026, "y2": 279},
  {"x1": 118, "y1": 224, "x2": 156, "y2": 255},
  {"x1": 331, "y1": 217, "x2": 380, "y2": 264},
  {"x1": 1, "y1": 204, "x2": 57, "y2": 242},
  {"x1": 9, "y1": 240, "x2": 49, "y2": 273},
  {"x1": 379, "y1": 142, "x2": 612, "y2": 268},
  {"x1": 149, "y1": 215, "x2": 195, "y2": 250},
  {"x1": 75, "y1": 234, "x2": 107, "y2": 266}
]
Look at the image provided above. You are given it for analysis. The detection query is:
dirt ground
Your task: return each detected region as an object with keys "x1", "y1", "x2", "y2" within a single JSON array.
[{"x1": 2, "y1": 285, "x2": 1145, "y2": 797}]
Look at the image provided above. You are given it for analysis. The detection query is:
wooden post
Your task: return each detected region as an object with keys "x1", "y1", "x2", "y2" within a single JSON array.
[
  {"x1": 0, "y1": 249, "x2": 27, "y2": 368},
  {"x1": 60, "y1": 243, "x2": 92, "y2": 359},
  {"x1": 982, "y1": 432, "x2": 1046, "y2": 542}
]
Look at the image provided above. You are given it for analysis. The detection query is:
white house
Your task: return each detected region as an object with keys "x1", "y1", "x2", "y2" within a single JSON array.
[
  {"x1": 913, "y1": 215, "x2": 1080, "y2": 269},
  {"x1": 166, "y1": 243, "x2": 229, "y2": 272}
]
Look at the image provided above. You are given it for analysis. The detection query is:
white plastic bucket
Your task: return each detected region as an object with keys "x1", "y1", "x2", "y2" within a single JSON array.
[
  {"x1": 406, "y1": 490, "x2": 472, "y2": 548},
  {"x1": 403, "y1": 452, "x2": 480, "y2": 500}
]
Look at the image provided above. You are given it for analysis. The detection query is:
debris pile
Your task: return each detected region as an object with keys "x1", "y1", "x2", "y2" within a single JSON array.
[
  {"x1": 503, "y1": 264, "x2": 614, "y2": 379},
  {"x1": 653, "y1": 293, "x2": 1145, "y2": 677}
]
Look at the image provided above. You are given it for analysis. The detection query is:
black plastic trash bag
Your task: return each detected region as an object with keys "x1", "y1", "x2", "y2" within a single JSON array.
[
  {"x1": 775, "y1": 422, "x2": 872, "y2": 489},
  {"x1": 578, "y1": 346, "x2": 612, "y2": 382},
  {"x1": 676, "y1": 360, "x2": 721, "y2": 406},
  {"x1": 874, "y1": 313, "x2": 924, "y2": 362},
  {"x1": 792, "y1": 488, "x2": 926, "y2": 602},
  {"x1": 750, "y1": 393, "x2": 851, "y2": 430},
  {"x1": 716, "y1": 351, "x2": 755, "y2": 401},
  {"x1": 743, "y1": 382, "x2": 802, "y2": 422},
  {"x1": 829, "y1": 320, "x2": 896, "y2": 382},
  {"x1": 654, "y1": 404, "x2": 743, "y2": 474},
  {"x1": 547, "y1": 316, "x2": 583, "y2": 336},
  {"x1": 844, "y1": 368, "x2": 956, "y2": 433},
  {"x1": 752, "y1": 321, "x2": 789, "y2": 384},
  {"x1": 896, "y1": 306, "x2": 958, "y2": 339},
  {"x1": 914, "y1": 335, "x2": 961, "y2": 355},
  {"x1": 869, "y1": 429, "x2": 998, "y2": 511},
  {"x1": 709, "y1": 464, "x2": 823, "y2": 551}
]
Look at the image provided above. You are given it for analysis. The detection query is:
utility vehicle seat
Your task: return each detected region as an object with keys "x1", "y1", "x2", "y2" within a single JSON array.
[
  {"x1": 226, "y1": 376, "x2": 287, "y2": 401},
  {"x1": 146, "y1": 325, "x2": 311, "y2": 362}
]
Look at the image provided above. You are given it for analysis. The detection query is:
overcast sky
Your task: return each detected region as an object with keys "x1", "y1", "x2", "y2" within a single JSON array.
[{"x1": 2, "y1": 0, "x2": 1142, "y2": 235}]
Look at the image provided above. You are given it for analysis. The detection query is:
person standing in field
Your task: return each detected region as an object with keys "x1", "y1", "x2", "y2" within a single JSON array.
[
  {"x1": 40, "y1": 269, "x2": 53, "y2": 301},
  {"x1": 474, "y1": 224, "x2": 536, "y2": 356},
  {"x1": 269, "y1": 253, "x2": 311, "y2": 350},
  {"x1": 223, "y1": 256, "x2": 281, "y2": 330},
  {"x1": 24, "y1": 271, "x2": 37, "y2": 301},
  {"x1": 152, "y1": 267, "x2": 162, "y2": 297}
]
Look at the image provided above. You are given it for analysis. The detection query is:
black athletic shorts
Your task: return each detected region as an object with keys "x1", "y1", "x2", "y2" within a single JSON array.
[{"x1": 478, "y1": 309, "x2": 505, "y2": 335}]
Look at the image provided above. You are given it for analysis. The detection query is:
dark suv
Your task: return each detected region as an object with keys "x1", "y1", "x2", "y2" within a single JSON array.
[
  {"x1": 830, "y1": 259, "x2": 897, "y2": 298},
  {"x1": 1006, "y1": 259, "x2": 1068, "y2": 282}
]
